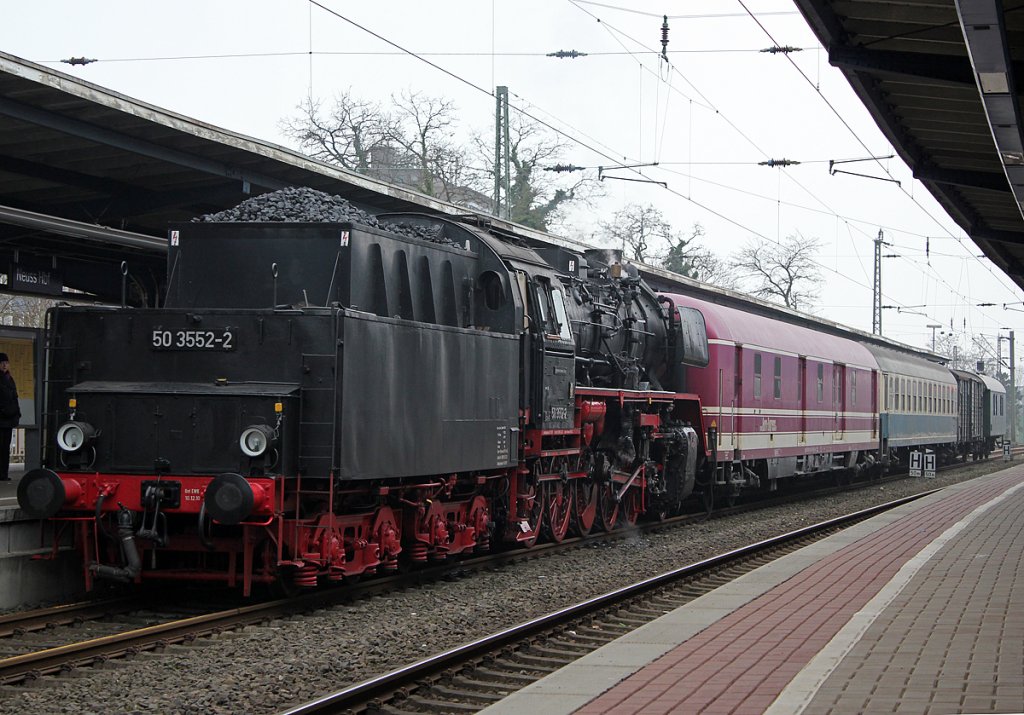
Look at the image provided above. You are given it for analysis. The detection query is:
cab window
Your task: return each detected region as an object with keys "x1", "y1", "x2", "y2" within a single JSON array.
[
  {"x1": 550, "y1": 288, "x2": 574, "y2": 342},
  {"x1": 533, "y1": 278, "x2": 572, "y2": 342}
]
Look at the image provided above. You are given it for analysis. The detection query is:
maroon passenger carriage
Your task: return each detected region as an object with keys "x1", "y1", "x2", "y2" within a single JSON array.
[{"x1": 661, "y1": 294, "x2": 882, "y2": 506}]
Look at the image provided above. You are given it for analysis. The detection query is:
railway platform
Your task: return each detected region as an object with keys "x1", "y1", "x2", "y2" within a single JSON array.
[
  {"x1": 0, "y1": 462, "x2": 24, "y2": 508},
  {"x1": 0, "y1": 464, "x2": 81, "y2": 608},
  {"x1": 482, "y1": 466, "x2": 1024, "y2": 714}
]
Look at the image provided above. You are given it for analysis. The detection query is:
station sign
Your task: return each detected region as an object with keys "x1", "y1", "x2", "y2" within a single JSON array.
[
  {"x1": 923, "y1": 451, "x2": 936, "y2": 479},
  {"x1": 909, "y1": 450, "x2": 935, "y2": 478},
  {"x1": 9, "y1": 262, "x2": 62, "y2": 296},
  {"x1": 910, "y1": 450, "x2": 922, "y2": 477}
]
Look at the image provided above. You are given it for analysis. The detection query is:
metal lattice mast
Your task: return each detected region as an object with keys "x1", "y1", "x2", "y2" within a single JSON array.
[
  {"x1": 493, "y1": 86, "x2": 511, "y2": 219},
  {"x1": 1011, "y1": 330, "x2": 1017, "y2": 445},
  {"x1": 872, "y1": 228, "x2": 883, "y2": 335}
]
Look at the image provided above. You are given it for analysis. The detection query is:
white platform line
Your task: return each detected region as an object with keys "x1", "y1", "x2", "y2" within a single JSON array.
[{"x1": 765, "y1": 478, "x2": 1024, "y2": 715}]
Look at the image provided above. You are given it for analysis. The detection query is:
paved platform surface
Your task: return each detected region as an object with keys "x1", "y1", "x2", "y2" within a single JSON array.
[
  {"x1": 0, "y1": 463, "x2": 24, "y2": 510},
  {"x1": 481, "y1": 467, "x2": 1024, "y2": 714}
]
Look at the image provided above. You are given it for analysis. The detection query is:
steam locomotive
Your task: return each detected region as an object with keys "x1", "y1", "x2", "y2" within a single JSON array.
[{"x1": 16, "y1": 196, "x2": 1005, "y2": 595}]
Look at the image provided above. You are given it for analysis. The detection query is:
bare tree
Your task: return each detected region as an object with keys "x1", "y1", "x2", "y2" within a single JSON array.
[
  {"x1": 731, "y1": 233, "x2": 824, "y2": 311},
  {"x1": 279, "y1": 91, "x2": 392, "y2": 171},
  {"x1": 935, "y1": 331, "x2": 987, "y2": 372},
  {"x1": 472, "y1": 112, "x2": 597, "y2": 231},
  {"x1": 282, "y1": 90, "x2": 481, "y2": 205},
  {"x1": 281, "y1": 89, "x2": 593, "y2": 224},
  {"x1": 597, "y1": 205, "x2": 737, "y2": 287},
  {"x1": 662, "y1": 223, "x2": 738, "y2": 287},
  {"x1": 0, "y1": 295, "x2": 59, "y2": 328},
  {"x1": 599, "y1": 203, "x2": 675, "y2": 263},
  {"x1": 386, "y1": 90, "x2": 463, "y2": 198}
]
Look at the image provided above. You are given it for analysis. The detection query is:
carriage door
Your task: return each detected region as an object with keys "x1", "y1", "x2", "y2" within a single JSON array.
[
  {"x1": 731, "y1": 344, "x2": 742, "y2": 453},
  {"x1": 798, "y1": 356, "x2": 807, "y2": 443},
  {"x1": 833, "y1": 363, "x2": 846, "y2": 441}
]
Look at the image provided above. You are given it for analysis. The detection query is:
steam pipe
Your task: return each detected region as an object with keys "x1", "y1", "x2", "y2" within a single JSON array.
[{"x1": 90, "y1": 505, "x2": 142, "y2": 582}]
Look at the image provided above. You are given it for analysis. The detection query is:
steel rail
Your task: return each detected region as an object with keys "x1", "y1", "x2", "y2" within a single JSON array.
[
  {"x1": 0, "y1": 597, "x2": 308, "y2": 684},
  {"x1": 0, "y1": 597, "x2": 138, "y2": 639},
  {"x1": 279, "y1": 491, "x2": 933, "y2": 715}
]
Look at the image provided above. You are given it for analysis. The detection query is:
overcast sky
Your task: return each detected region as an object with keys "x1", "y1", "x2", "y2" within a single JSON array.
[{"x1": 5, "y1": 0, "x2": 1024, "y2": 363}]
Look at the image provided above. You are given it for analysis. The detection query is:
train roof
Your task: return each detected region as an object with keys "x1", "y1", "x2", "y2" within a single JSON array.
[
  {"x1": 949, "y1": 368, "x2": 986, "y2": 386},
  {"x1": 639, "y1": 267, "x2": 946, "y2": 366},
  {"x1": 664, "y1": 292, "x2": 877, "y2": 370},
  {"x1": 978, "y1": 374, "x2": 1007, "y2": 394},
  {"x1": 863, "y1": 343, "x2": 956, "y2": 384}
]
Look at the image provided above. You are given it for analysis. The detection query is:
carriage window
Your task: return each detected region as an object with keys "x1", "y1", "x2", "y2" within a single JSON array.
[
  {"x1": 773, "y1": 356, "x2": 782, "y2": 399},
  {"x1": 754, "y1": 354, "x2": 762, "y2": 399},
  {"x1": 817, "y1": 364, "x2": 824, "y2": 402},
  {"x1": 851, "y1": 372, "x2": 857, "y2": 406}
]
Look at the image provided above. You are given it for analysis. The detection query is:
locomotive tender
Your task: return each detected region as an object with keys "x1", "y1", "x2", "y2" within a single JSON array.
[{"x1": 16, "y1": 192, "x2": 1007, "y2": 594}]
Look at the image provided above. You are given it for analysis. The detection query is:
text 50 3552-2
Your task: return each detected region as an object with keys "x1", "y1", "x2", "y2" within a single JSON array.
[{"x1": 151, "y1": 329, "x2": 235, "y2": 350}]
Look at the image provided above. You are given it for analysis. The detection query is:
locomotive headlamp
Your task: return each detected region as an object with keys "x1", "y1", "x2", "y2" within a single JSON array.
[
  {"x1": 56, "y1": 421, "x2": 97, "y2": 452},
  {"x1": 239, "y1": 425, "x2": 276, "y2": 457}
]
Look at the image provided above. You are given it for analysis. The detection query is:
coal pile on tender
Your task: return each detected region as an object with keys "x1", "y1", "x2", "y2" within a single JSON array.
[{"x1": 195, "y1": 187, "x2": 453, "y2": 245}]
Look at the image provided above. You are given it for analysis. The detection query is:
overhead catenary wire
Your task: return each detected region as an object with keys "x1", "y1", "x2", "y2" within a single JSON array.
[
  {"x1": 72, "y1": 0, "x2": 1006, "y2": 332},
  {"x1": 734, "y1": 0, "x2": 1022, "y2": 304},
  {"x1": 49, "y1": 48, "x2": 792, "y2": 65},
  {"x1": 54, "y1": 9, "x2": 974, "y2": 311},
  {"x1": 567, "y1": 0, "x2": 1022, "y2": 324},
  {"x1": 556, "y1": 3, "x2": 1007, "y2": 318},
  {"x1": 571, "y1": 0, "x2": 799, "y2": 20},
  {"x1": 409, "y1": 0, "x2": 1014, "y2": 328}
]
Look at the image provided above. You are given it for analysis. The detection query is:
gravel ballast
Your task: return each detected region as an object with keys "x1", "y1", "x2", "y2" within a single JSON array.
[{"x1": 0, "y1": 462, "x2": 1012, "y2": 715}]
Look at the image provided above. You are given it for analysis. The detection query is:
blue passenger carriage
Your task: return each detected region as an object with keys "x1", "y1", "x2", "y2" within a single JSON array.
[{"x1": 864, "y1": 344, "x2": 957, "y2": 465}]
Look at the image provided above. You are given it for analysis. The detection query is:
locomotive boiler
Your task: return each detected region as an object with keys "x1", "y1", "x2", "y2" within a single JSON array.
[{"x1": 18, "y1": 197, "x2": 709, "y2": 594}]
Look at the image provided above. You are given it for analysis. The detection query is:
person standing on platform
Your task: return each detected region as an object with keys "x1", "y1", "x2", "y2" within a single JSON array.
[{"x1": 0, "y1": 353, "x2": 20, "y2": 481}]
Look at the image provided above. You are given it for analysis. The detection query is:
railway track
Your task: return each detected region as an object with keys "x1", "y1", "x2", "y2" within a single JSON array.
[
  {"x1": 278, "y1": 494, "x2": 929, "y2": 715},
  {"x1": 0, "y1": 456, "x2": 1005, "y2": 690},
  {"x1": 0, "y1": 597, "x2": 276, "y2": 685}
]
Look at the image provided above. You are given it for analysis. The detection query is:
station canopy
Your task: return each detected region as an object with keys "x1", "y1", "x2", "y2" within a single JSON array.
[
  {"x1": 793, "y1": 0, "x2": 1024, "y2": 292},
  {"x1": 0, "y1": 51, "x2": 538, "y2": 304}
]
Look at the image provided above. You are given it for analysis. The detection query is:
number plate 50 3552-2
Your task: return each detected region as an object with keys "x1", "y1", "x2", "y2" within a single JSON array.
[{"x1": 151, "y1": 329, "x2": 236, "y2": 351}]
